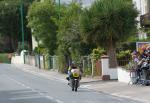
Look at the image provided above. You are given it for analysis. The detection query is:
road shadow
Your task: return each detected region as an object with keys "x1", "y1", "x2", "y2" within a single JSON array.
[{"x1": 0, "y1": 89, "x2": 57, "y2": 103}]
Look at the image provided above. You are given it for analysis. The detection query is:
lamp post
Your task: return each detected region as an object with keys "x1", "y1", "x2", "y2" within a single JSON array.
[{"x1": 20, "y1": 0, "x2": 24, "y2": 50}]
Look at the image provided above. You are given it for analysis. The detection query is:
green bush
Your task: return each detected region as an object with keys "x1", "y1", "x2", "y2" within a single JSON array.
[
  {"x1": 117, "y1": 50, "x2": 131, "y2": 66},
  {"x1": 0, "y1": 54, "x2": 11, "y2": 63},
  {"x1": 90, "y1": 48, "x2": 105, "y2": 76},
  {"x1": 117, "y1": 50, "x2": 131, "y2": 60},
  {"x1": 91, "y1": 48, "x2": 105, "y2": 61},
  {"x1": 124, "y1": 61, "x2": 137, "y2": 70},
  {"x1": 83, "y1": 68, "x2": 92, "y2": 77}
]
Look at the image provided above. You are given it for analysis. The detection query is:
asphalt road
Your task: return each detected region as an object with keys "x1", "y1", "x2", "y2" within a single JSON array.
[{"x1": 0, "y1": 64, "x2": 143, "y2": 103}]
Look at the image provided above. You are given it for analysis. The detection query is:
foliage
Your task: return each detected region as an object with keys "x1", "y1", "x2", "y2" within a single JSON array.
[
  {"x1": 0, "y1": 53, "x2": 11, "y2": 63},
  {"x1": 33, "y1": 47, "x2": 39, "y2": 54},
  {"x1": 117, "y1": 50, "x2": 131, "y2": 59},
  {"x1": 124, "y1": 60, "x2": 137, "y2": 70},
  {"x1": 57, "y1": 55, "x2": 68, "y2": 73},
  {"x1": 16, "y1": 42, "x2": 29, "y2": 55},
  {"x1": 83, "y1": 69, "x2": 92, "y2": 77},
  {"x1": 80, "y1": 0, "x2": 138, "y2": 67},
  {"x1": 27, "y1": 0, "x2": 57, "y2": 55},
  {"x1": 91, "y1": 48, "x2": 105, "y2": 61},
  {"x1": 116, "y1": 42, "x2": 136, "y2": 53},
  {"x1": 56, "y1": 2, "x2": 97, "y2": 73},
  {"x1": 57, "y1": 3, "x2": 82, "y2": 58},
  {"x1": 0, "y1": 0, "x2": 32, "y2": 52},
  {"x1": 125, "y1": 28, "x2": 150, "y2": 42},
  {"x1": 117, "y1": 50, "x2": 132, "y2": 66},
  {"x1": 33, "y1": 45, "x2": 49, "y2": 55},
  {"x1": 127, "y1": 34, "x2": 150, "y2": 42},
  {"x1": 80, "y1": 0, "x2": 138, "y2": 46}
]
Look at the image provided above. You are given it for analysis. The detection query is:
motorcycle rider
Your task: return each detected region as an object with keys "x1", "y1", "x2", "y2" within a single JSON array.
[
  {"x1": 137, "y1": 49, "x2": 150, "y2": 80},
  {"x1": 66, "y1": 62, "x2": 82, "y2": 83}
]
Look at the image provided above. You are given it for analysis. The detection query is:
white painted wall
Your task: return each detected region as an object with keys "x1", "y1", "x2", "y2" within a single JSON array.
[
  {"x1": 11, "y1": 56, "x2": 24, "y2": 64},
  {"x1": 32, "y1": 36, "x2": 38, "y2": 51},
  {"x1": 101, "y1": 56, "x2": 118, "y2": 79},
  {"x1": 117, "y1": 67, "x2": 131, "y2": 83},
  {"x1": 118, "y1": 67, "x2": 137, "y2": 84},
  {"x1": 11, "y1": 50, "x2": 26, "y2": 64}
]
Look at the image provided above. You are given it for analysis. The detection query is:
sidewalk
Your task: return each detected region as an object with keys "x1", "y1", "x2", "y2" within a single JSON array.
[
  {"x1": 12, "y1": 64, "x2": 101, "y2": 83},
  {"x1": 13, "y1": 64, "x2": 150, "y2": 103},
  {"x1": 87, "y1": 81, "x2": 150, "y2": 103}
]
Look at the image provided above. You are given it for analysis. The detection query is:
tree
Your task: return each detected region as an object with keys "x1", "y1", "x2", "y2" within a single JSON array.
[
  {"x1": 0, "y1": 0, "x2": 20, "y2": 52},
  {"x1": 0, "y1": 0, "x2": 32, "y2": 52},
  {"x1": 56, "y1": 3, "x2": 82, "y2": 72},
  {"x1": 57, "y1": 2, "x2": 95, "y2": 65},
  {"x1": 56, "y1": 2, "x2": 96, "y2": 72},
  {"x1": 57, "y1": 3, "x2": 82, "y2": 61},
  {"x1": 27, "y1": 0, "x2": 57, "y2": 55},
  {"x1": 80, "y1": 0, "x2": 138, "y2": 67}
]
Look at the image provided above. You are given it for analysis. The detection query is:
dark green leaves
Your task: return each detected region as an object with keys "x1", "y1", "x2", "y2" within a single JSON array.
[
  {"x1": 27, "y1": 0, "x2": 57, "y2": 55},
  {"x1": 80, "y1": 0, "x2": 138, "y2": 47}
]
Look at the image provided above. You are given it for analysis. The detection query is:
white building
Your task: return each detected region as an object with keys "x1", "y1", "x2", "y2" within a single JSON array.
[
  {"x1": 133, "y1": 0, "x2": 150, "y2": 39},
  {"x1": 133, "y1": 0, "x2": 148, "y2": 15}
]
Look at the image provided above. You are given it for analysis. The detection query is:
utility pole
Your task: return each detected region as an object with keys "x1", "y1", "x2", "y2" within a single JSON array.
[{"x1": 20, "y1": 0, "x2": 24, "y2": 50}]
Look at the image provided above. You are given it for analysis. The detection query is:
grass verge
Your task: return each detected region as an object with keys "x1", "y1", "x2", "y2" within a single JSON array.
[{"x1": 0, "y1": 53, "x2": 11, "y2": 63}]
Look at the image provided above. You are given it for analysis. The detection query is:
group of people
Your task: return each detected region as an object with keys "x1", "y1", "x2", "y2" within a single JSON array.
[
  {"x1": 131, "y1": 46, "x2": 150, "y2": 80},
  {"x1": 132, "y1": 46, "x2": 150, "y2": 65}
]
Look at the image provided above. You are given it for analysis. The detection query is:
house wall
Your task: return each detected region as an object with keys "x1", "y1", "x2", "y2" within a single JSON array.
[
  {"x1": 118, "y1": 67, "x2": 137, "y2": 84},
  {"x1": 133, "y1": 0, "x2": 148, "y2": 39},
  {"x1": 11, "y1": 56, "x2": 24, "y2": 64},
  {"x1": 133, "y1": 0, "x2": 148, "y2": 15},
  {"x1": 118, "y1": 67, "x2": 131, "y2": 83},
  {"x1": 101, "y1": 56, "x2": 118, "y2": 80}
]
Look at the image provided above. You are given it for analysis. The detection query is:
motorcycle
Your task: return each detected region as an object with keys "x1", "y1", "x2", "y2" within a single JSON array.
[
  {"x1": 68, "y1": 69, "x2": 80, "y2": 92},
  {"x1": 136, "y1": 58, "x2": 150, "y2": 85}
]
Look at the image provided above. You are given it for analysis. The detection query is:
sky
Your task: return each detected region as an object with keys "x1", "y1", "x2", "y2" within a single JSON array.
[{"x1": 55, "y1": 0, "x2": 95, "y2": 7}]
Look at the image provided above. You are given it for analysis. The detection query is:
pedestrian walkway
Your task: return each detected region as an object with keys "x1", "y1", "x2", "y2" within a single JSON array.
[
  {"x1": 12, "y1": 64, "x2": 101, "y2": 83},
  {"x1": 12, "y1": 64, "x2": 150, "y2": 103},
  {"x1": 86, "y1": 81, "x2": 150, "y2": 103}
]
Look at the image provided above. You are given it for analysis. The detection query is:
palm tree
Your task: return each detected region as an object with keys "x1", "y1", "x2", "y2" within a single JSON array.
[{"x1": 80, "y1": 0, "x2": 138, "y2": 67}]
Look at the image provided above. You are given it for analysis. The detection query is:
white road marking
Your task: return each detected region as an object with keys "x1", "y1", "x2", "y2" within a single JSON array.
[
  {"x1": 46, "y1": 96, "x2": 54, "y2": 100},
  {"x1": 26, "y1": 86, "x2": 31, "y2": 89},
  {"x1": 56, "y1": 99, "x2": 64, "y2": 103},
  {"x1": 6, "y1": 75, "x2": 64, "y2": 103},
  {"x1": 10, "y1": 90, "x2": 38, "y2": 94},
  {"x1": 10, "y1": 95, "x2": 45, "y2": 100},
  {"x1": 80, "y1": 85, "x2": 90, "y2": 88}
]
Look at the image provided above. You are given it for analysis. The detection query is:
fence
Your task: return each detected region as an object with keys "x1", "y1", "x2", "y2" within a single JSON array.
[
  {"x1": 82, "y1": 56, "x2": 92, "y2": 73},
  {"x1": 24, "y1": 53, "x2": 132, "y2": 76},
  {"x1": 24, "y1": 54, "x2": 59, "y2": 70},
  {"x1": 117, "y1": 58, "x2": 131, "y2": 67},
  {"x1": 24, "y1": 54, "x2": 103, "y2": 76}
]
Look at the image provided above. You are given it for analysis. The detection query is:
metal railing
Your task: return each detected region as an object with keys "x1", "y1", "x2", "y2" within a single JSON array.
[{"x1": 117, "y1": 58, "x2": 131, "y2": 67}]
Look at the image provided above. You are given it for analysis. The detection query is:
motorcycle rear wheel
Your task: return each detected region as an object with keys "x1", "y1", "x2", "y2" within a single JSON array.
[{"x1": 74, "y1": 80, "x2": 78, "y2": 92}]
